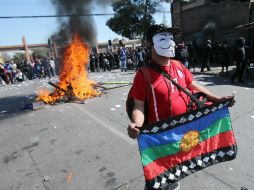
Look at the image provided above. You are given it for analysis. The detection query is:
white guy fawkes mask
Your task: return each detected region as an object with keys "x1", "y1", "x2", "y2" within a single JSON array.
[{"x1": 152, "y1": 32, "x2": 176, "y2": 58}]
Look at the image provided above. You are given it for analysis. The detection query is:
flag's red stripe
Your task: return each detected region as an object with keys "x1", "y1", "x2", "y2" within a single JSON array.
[{"x1": 143, "y1": 130, "x2": 236, "y2": 180}]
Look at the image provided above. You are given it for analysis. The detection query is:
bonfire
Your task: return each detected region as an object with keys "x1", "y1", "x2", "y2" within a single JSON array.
[{"x1": 37, "y1": 34, "x2": 101, "y2": 104}]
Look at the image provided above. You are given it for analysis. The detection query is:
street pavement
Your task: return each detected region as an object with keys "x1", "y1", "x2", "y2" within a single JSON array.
[{"x1": 0, "y1": 66, "x2": 254, "y2": 190}]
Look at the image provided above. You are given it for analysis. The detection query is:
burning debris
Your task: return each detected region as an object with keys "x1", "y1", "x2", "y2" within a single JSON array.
[
  {"x1": 37, "y1": 34, "x2": 101, "y2": 104},
  {"x1": 36, "y1": 0, "x2": 131, "y2": 105}
]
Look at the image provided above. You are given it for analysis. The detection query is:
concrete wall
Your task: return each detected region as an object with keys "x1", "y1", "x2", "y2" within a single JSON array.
[
  {"x1": 0, "y1": 52, "x2": 4, "y2": 63},
  {"x1": 97, "y1": 39, "x2": 142, "y2": 54}
]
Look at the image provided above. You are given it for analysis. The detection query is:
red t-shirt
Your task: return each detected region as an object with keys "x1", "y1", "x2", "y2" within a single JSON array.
[{"x1": 130, "y1": 59, "x2": 193, "y2": 124}]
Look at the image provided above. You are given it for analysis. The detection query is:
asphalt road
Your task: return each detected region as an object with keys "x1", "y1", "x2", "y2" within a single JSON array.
[{"x1": 0, "y1": 68, "x2": 254, "y2": 190}]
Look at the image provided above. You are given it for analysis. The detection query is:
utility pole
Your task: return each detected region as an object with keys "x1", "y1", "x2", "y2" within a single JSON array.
[{"x1": 22, "y1": 36, "x2": 31, "y2": 62}]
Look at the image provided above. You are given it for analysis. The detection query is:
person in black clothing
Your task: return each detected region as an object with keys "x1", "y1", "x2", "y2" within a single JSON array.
[
  {"x1": 113, "y1": 52, "x2": 120, "y2": 69},
  {"x1": 212, "y1": 41, "x2": 221, "y2": 66},
  {"x1": 41, "y1": 57, "x2": 51, "y2": 79},
  {"x1": 106, "y1": 52, "x2": 115, "y2": 70},
  {"x1": 231, "y1": 37, "x2": 249, "y2": 83},
  {"x1": 201, "y1": 40, "x2": 212, "y2": 72},
  {"x1": 136, "y1": 47, "x2": 146, "y2": 71},
  {"x1": 144, "y1": 47, "x2": 152, "y2": 65},
  {"x1": 220, "y1": 40, "x2": 231, "y2": 73},
  {"x1": 18, "y1": 61, "x2": 30, "y2": 80},
  {"x1": 94, "y1": 53, "x2": 100, "y2": 72},
  {"x1": 215, "y1": 41, "x2": 223, "y2": 70},
  {"x1": 0, "y1": 64, "x2": 8, "y2": 84},
  {"x1": 186, "y1": 43, "x2": 199, "y2": 72},
  {"x1": 89, "y1": 53, "x2": 96, "y2": 72},
  {"x1": 27, "y1": 61, "x2": 35, "y2": 80},
  {"x1": 175, "y1": 42, "x2": 189, "y2": 69},
  {"x1": 99, "y1": 53, "x2": 107, "y2": 71}
]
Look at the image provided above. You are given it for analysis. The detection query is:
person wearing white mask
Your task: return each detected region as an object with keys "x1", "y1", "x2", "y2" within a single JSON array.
[{"x1": 127, "y1": 24, "x2": 235, "y2": 190}]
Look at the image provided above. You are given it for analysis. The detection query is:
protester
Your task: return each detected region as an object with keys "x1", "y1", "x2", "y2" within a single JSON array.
[
  {"x1": 5, "y1": 61, "x2": 13, "y2": 84},
  {"x1": 15, "y1": 69, "x2": 23, "y2": 83},
  {"x1": 89, "y1": 53, "x2": 96, "y2": 72},
  {"x1": 11, "y1": 60, "x2": 17, "y2": 82},
  {"x1": 212, "y1": 41, "x2": 221, "y2": 66},
  {"x1": 186, "y1": 42, "x2": 198, "y2": 72},
  {"x1": 113, "y1": 51, "x2": 120, "y2": 69},
  {"x1": 127, "y1": 56, "x2": 134, "y2": 69},
  {"x1": 127, "y1": 24, "x2": 235, "y2": 190},
  {"x1": 120, "y1": 45, "x2": 127, "y2": 72},
  {"x1": 231, "y1": 37, "x2": 249, "y2": 83},
  {"x1": 34, "y1": 58, "x2": 43, "y2": 78},
  {"x1": 41, "y1": 57, "x2": 51, "y2": 79},
  {"x1": 28, "y1": 61, "x2": 35, "y2": 79},
  {"x1": 49, "y1": 58, "x2": 56, "y2": 76},
  {"x1": 201, "y1": 40, "x2": 212, "y2": 72},
  {"x1": 103, "y1": 57, "x2": 111, "y2": 71},
  {"x1": 0, "y1": 75, "x2": 6, "y2": 86},
  {"x1": 175, "y1": 42, "x2": 189, "y2": 69},
  {"x1": 107, "y1": 39, "x2": 113, "y2": 52},
  {"x1": 220, "y1": 40, "x2": 231, "y2": 73},
  {"x1": 17, "y1": 60, "x2": 28, "y2": 80},
  {"x1": 0, "y1": 63, "x2": 8, "y2": 85},
  {"x1": 136, "y1": 47, "x2": 146, "y2": 71},
  {"x1": 106, "y1": 52, "x2": 115, "y2": 70}
]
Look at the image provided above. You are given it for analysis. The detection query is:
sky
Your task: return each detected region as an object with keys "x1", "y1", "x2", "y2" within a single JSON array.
[{"x1": 0, "y1": 0, "x2": 171, "y2": 46}]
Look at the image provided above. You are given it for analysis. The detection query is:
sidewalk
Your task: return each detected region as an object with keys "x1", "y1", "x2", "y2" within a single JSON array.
[
  {"x1": 192, "y1": 65, "x2": 234, "y2": 75},
  {"x1": 192, "y1": 65, "x2": 254, "y2": 80}
]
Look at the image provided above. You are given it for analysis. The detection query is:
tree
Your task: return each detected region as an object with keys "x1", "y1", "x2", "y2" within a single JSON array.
[
  {"x1": 32, "y1": 48, "x2": 49, "y2": 59},
  {"x1": 13, "y1": 52, "x2": 25, "y2": 61},
  {"x1": 106, "y1": 0, "x2": 161, "y2": 39},
  {"x1": 1, "y1": 52, "x2": 11, "y2": 62}
]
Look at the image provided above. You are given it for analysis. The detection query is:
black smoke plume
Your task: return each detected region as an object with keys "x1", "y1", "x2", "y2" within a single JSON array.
[{"x1": 51, "y1": 0, "x2": 113, "y2": 46}]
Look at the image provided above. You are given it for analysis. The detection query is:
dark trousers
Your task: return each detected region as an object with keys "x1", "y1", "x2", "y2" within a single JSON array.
[
  {"x1": 6, "y1": 73, "x2": 13, "y2": 84},
  {"x1": 221, "y1": 58, "x2": 229, "y2": 72},
  {"x1": 231, "y1": 61, "x2": 245, "y2": 82},
  {"x1": 201, "y1": 57, "x2": 210, "y2": 72},
  {"x1": 16, "y1": 78, "x2": 23, "y2": 83}
]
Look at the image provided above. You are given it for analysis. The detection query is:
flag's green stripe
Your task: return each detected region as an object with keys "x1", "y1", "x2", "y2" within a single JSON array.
[{"x1": 141, "y1": 117, "x2": 231, "y2": 166}]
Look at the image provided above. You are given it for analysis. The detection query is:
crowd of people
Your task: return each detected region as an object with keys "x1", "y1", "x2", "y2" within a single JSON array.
[
  {"x1": 0, "y1": 36, "x2": 253, "y2": 86},
  {"x1": 0, "y1": 57, "x2": 56, "y2": 86},
  {"x1": 89, "y1": 36, "x2": 253, "y2": 83},
  {"x1": 175, "y1": 37, "x2": 253, "y2": 83},
  {"x1": 90, "y1": 37, "x2": 252, "y2": 73},
  {"x1": 89, "y1": 46, "x2": 147, "y2": 73}
]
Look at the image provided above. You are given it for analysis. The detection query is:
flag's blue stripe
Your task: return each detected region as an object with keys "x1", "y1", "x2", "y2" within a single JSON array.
[{"x1": 138, "y1": 107, "x2": 229, "y2": 151}]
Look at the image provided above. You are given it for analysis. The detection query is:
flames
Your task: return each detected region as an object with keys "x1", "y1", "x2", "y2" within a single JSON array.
[{"x1": 37, "y1": 34, "x2": 100, "y2": 104}]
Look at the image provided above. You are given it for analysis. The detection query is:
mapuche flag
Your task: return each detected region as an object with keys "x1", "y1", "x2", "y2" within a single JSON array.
[{"x1": 137, "y1": 99, "x2": 237, "y2": 190}]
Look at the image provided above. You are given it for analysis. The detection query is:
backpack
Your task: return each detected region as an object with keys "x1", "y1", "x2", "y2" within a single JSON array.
[{"x1": 126, "y1": 67, "x2": 151, "y2": 124}]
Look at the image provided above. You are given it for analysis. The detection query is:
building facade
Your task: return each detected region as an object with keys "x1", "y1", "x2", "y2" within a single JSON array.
[{"x1": 171, "y1": 0, "x2": 252, "y2": 44}]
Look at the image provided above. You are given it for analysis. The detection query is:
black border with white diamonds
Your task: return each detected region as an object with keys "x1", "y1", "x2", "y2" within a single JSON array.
[
  {"x1": 145, "y1": 145, "x2": 237, "y2": 190},
  {"x1": 140, "y1": 99, "x2": 233, "y2": 134}
]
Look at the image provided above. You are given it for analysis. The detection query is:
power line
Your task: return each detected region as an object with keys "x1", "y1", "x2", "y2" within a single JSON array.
[
  {"x1": 0, "y1": 13, "x2": 115, "y2": 19},
  {"x1": 0, "y1": 10, "x2": 171, "y2": 19}
]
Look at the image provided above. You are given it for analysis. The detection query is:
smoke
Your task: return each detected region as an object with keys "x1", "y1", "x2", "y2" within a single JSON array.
[{"x1": 51, "y1": 0, "x2": 113, "y2": 46}]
